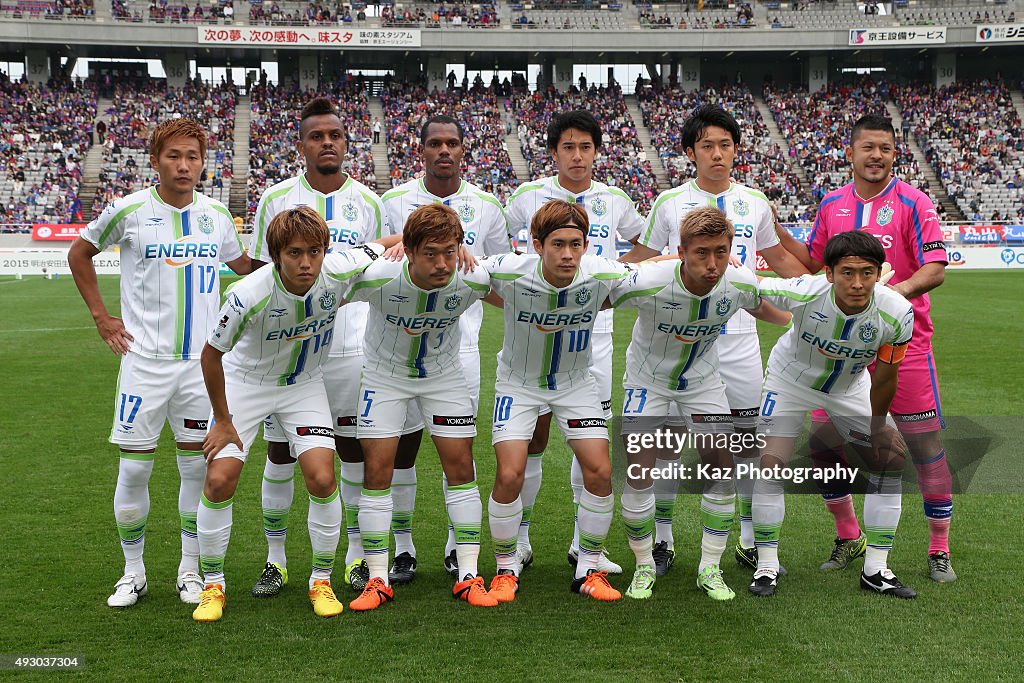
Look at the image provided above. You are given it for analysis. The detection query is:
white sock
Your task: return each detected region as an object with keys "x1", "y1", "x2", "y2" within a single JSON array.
[
  {"x1": 114, "y1": 454, "x2": 154, "y2": 577},
  {"x1": 621, "y1": 483, "x2": 655, "y2": 567},
  {"x1": 308, "y1": 488, "x2": 342, "y2": 587},
  {"x1": 575, "y1": 489, "x2": 613, "y2": 580},
  {"x1": 488, "y1": 495, "x2": 522, "y2": 575},
  {"x1": 391, "y1": 465, "x2": 417, "y2": 557},
  {"x1": 359, "y1": 488, "x2": 393, "y2": 585},
  {"x1": 518, "y1": 454, "x2": 543, "y2": 548},
  {"x1": 175, "y1": 449, "x2": 205, "y2": 575},
  {"x1": 197, "y1": 494, "x2": 233, "y2": 591},
  {"x1": 446, "y1": 480, "x2": 482, "y2": 580},
  {"x1": 733, "y1": 454, "x2": 757, "y2": 549},
  {"x1": 752, "y1": 478, "x2": 785, "y2": 572},
  {"x1": 699, "y1": 481, "x2": 735, "y2": 571},
  {"x1": 863, "y1": 473, "x2": 903, "y2": 576},
  {"x1": 261, "y1": 459, "x2": 296, "y2": 568},
  {"x1": 569, "y1": 456, "x2": 584, "y2": 553},
  {"x1": 339, "y1": 461, "x2": 364, "y2": 566},
  {"x1": 653, "y1": 457, "x2": 680, "y2": 549}
]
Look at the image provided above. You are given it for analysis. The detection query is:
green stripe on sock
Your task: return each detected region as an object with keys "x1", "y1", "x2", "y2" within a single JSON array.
[
  {"x1": 624, "y1": 515, "x2": 655, "y2": 542},
  {"x1": 200, "y1": 555, "x2": 225, "y2": 576},
  {"x1": 578, "y1": 531, "x2": 606, "y2": 554},
  {"x1": 493, "y1": 537, "x2": 517, "y2": 556},
  {"x1": 447, "y1": 480, "x2": 478, "y2": 491},
  {"x1": 119, "y1": 451, "x2": 155, "y2": 462},
  {"x1": 453, "y1": 523, "x2": 481, "y2": 545},
  {"x1": 179, "y1": 512, "x2": 197, "y2": 536},
  {"x1": 175, "y1": 448, "x2": 204, "y2": 457},
  {"x1": 201, "y1": 494, "x2": 233, "y2": 510},
  {"x1": 753, "y1": 523, "x2": 782, "y2": 543},
  {"x1": 116, "y1": 518, "x2": 147, "y2": 542},
  {"x1": 864, "y1": 525, "x2": 897, "y2": 550},
  {"x1": 263, "y1": 508, "x2": 289, "y2": 533},
  {"x1": 309, "y1": 488, "x2": 340, "y2": 505},
  {"x1": 361, "y1": 532, "x2": 389, "y2": 554},
  {"x1": 655, "y1": 500, "x2": 675, "y2": 518},
  {"x1": 312, "y1": 551, "x2": 336, "y2": 571},
  {"x1": 391, "y1": 512, "x2": 413, "y2": 532},
  {"x1": 344, "y1": 505, "x2": 359, "y2": 528},
  {"x1": 520, "y1": 505, "x2": 534, "y2": 525},
  {"x1": 361, "y1": 488, "x2": 391, "y2": 497}
]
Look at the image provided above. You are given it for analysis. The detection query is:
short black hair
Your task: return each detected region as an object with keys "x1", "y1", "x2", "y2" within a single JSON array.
[
  {"x1": 851, "y1": 114, "x2": 895, "y2": 144},
  {"x1": 299, "y1": 97, "x2": 344, "y2": 137},
  {"x1": 420, "y1": 115, "x2": 465, "y2": 144},
  {"x1": 681, "y1": 104, "x2": 741, "y2": 152},
  {"x1": 547, "y1": 110, "x2": 602, "y2": 151},
  {"x1": 823, "y1": 231, "x2": 886, "y2": 269}
]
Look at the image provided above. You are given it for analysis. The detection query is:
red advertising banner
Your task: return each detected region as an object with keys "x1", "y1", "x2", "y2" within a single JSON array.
[{"x1": 32, "y1": 224, "x2": 86, "y2": 241}]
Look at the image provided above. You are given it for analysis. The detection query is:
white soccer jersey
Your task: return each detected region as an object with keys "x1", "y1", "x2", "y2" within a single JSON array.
[
  {"x1": 505, "y1": 176, "x2": 645, "y2": 335},
  {"x1": 609, "y1": 262, "x2": 760, "y2": 391},
  {"x1": 485, "y1": 252, "x2": 631, "y2": 390},
  {"x1": 209, "y1": 245, "x2": 382, "y2": 386},
  {"x1": 344, "y1": 259, "x2": 490, "y2": 379},
  {"x1": 641, "y1": 181, "x2": 779, "y2": 335},
  {"x1": 81, "y1": 186, "x2": 244, "y2": 361},
  {"x1": 381, "y1": 177, "x2": 513, "y2": 351},
  {"x1": 249, "y1": 173, "x2": 389, "y2": 358},
  {"x1": 759, "y1": 275, "x2": 914, "y2": 395}
]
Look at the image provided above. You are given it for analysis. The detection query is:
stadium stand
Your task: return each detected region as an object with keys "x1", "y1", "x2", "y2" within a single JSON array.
[
  {"x1": 637, "y1": 83, "x2": 807, "y2": 220},
  {"x1": 247, "y1": 81, "x2": 376, "y2": 223},
  {"x1": 763, "y1": 79, "x2": 943, "y2": 222},
  {"x1": 0, "y1": 77, "x2": 95, "y2": 226},
  {"x1": 379, "y1": 84, "x2": 517, "y2": 200},
  {"x1": 93, "y1": 81, "x2": 236, "y2": 215},
  {"x1": 898, "y1": 6, "x2": 1016, "y2": 27},
  {"x1": 113, "y1": 0, "x2": 233, "y2": 22},
  {"x1": 513, "y1": 83, "x2": 659, "y2": 213},
  {"x1": 892, "y1": 80, "x2": 1024, "y2": 222},
  {"x1": 0, "y1": 0, "x2": 93, "y2": 19}
]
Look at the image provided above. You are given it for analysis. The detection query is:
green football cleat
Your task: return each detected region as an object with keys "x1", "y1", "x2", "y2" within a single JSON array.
[
  {"x1": 625, "y1": 564, "x2": 656, "y2": 600},
  {"x1": 345, "y1": 558, "x2": 369, "y2": 592},
  {"x1": 251, "y1": 562, "x2": 288, "y2": 598},
  {"x1": 697, "y1": 565, "x2": 735, "y2": 601},
  {"x1": 820, "y1": 533, "x2": 867, "y2": 571}
]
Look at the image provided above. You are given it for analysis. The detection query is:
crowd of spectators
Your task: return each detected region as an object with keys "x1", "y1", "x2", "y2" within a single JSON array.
[
  {"x1": 512, "y1": 82, "x2": 658, "y2": 213},
  {"x1": 380, "y1": 83, "x2": 516, "y2": 200},
  {"x1": 763, "y1": 79, "x2": 942, "y2": 222},
  {"x1": 892, "y1": 80, "x2": 1024, "y2": 222},
  {"x1": 382, "y1": 2, "x2": 499, "y2": 27},
  {"x1": 249, "y1": 1, "x2": 359, "y2": 25},
  {"x1": 0, "y1": 74, "x2": 94, "y2": 227},
  {"x1": 637, "y1": 83, "x2": 806, "y2": 220},
  {"x1": 93, "y1": 80, "x2": 236, "y2": 215},
  {"x1": 247, "y1": 80, "x2": 376, "y2": 223},
  {"x1": 113, "y1": 0, "x2": 232, "y2": 21}
]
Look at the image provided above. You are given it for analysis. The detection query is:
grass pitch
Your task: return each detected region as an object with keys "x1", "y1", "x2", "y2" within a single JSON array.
[{"x1": 0, "y1": 271, "x2": 1021, "y2": 681}]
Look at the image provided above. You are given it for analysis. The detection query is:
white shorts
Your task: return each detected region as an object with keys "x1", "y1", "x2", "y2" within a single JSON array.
[
  {"x1": 460, "y1": 347, "x2": 481, "y2": 413},
  {"x1": 758, "y1": 373, "x2": 894, "y2": 449},
  {"x1": 215, "y1": 379, "x2": 336, "y2": 462},
  {"x1": 716, "y1": 332, "x2": 763, "y2": 429},
  {"x1": 492, "y1": 376, "x2": 609, "y2": 444},
  {"x1": 356, "y1": 367, "x2": 476, "y2": 439},
  {"x1": 620, "y1": 380, "x2": 734, "y2": 434},
  {"x1": 109, "y1": 353, "x2": 210, "y2": 449},
  {"x1": 537, "y1": 331, "x2": 613, "y2": 420},
  {"x1": 264, "y1": 355, "x2": 426, "y2": 441}
]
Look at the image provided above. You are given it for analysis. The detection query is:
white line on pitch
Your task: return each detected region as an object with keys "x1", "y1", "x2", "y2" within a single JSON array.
[{"x1": 0, "y1": 326, "x2": 95, "y2": 333}]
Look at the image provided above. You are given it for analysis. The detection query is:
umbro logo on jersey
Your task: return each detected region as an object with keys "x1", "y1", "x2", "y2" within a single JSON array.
[
  {"x1": 389, "y1": 295, "x2": 410, "y2": 303},
  {"x1": 837, "y1": 208, "x2": 852, "y2": 217},
  {"x1": 296, "y1": 426, "x2": 333, "y2": 438},
  {"x1": 269, "y1": 308, "x2": 287, "y2": 318}
]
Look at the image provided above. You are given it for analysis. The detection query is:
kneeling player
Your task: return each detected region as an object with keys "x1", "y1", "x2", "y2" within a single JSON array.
[
  {"x1": 484, "y1": 200, "x2": 633, "y2": 603},
  {"x1": 610, "y1": 207, "x2": 788, "y2": 600},
  {"x1": 193, "y1": 207, "x2": 391, "y2": 622},
  {"x1": 345, "y1": 204, "x2": 497, "y2": 610},
  {"x1": 750, "y1": 231, "x2": 916, "y2": 598}
]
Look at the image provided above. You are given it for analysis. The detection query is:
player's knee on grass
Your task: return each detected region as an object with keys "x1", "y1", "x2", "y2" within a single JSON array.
[
  {"x1": 267, "y1": 440, "x2": 296, "y2": 465},
  {"x1": 527, "y1": 413, "x2": 553, "y2": 454}
]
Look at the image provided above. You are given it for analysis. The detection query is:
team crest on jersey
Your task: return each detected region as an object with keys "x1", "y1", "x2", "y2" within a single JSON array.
[
  {"x1": 457, "y1": 204, "x2": 475, "y2": 223},
  {"x1": 732, "y1": 199, "x2": 749, "y2": 217},
  {"x1": 320, "y1": 291, "x2": 336, "y2": 311},
  {"x1": 858, "y1": 322, "x2": 879, "y2": 344},
  {"x1": 876, "y1": 204, "x2": 894, "y2": 226},
  {"x1": 342, "y1": 202, "x2": 358, "y2": 222},
  {"x1": 197, "y1": 214, "x2": 214, "y2": 234},
  {"x1": 445, "y1": 293, "x2": 462, "y2": 311},
  {"x1": 575, "y1": 288, "x2": 591, "y2": 305},
  {"x1": 590, "y1": 198, "x2": 607, "y2": 217},
  {"x1": 716, "y1": 296, "x2": 732, "y2": 316}
]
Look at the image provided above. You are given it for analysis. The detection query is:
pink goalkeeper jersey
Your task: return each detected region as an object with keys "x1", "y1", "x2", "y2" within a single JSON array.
[{"x1": 807, "y1": 177, "x2": 948, "y2": 354}]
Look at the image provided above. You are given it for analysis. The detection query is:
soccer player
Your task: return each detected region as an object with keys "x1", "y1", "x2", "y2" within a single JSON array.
[
  {"x1": 504, "y1": 110, "x2": 645, "y2": 575},
  {"x1": 620, "y1": 104, "x2": 808, "y2": 577},
  {"x1": 343, "y1": 204, "x2": 497, "y2": 610},
  {"x1": 609, "y1": 207, "x2": 788, "y2": 600},
  {"x1": 772, "y1": 114, "x2": 954, "y2": 582},
  {"x1": 380, "y1": 114, "x2": 514, "y2": 580},
  {"x1": 192, "y1": 207, "x2": 394, "y2": 622},
  {"x1": 68, "y1": 118, "x2": 252, "y2": 608},
  {"x1": 750, "y1": 231, "x2": 916, "y2": 599},
  {"x1": 484, "y1": 199, "x2": 633, "y2": 603},
  {"x1": 248, "y1": 97, "x2": 393, "y2": 598}
]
